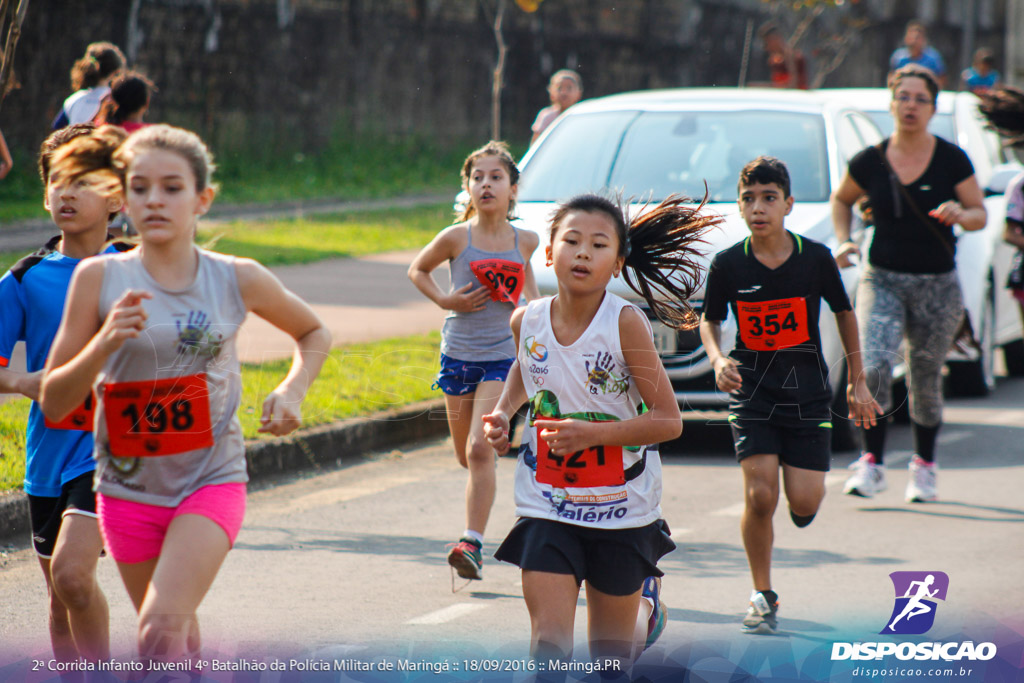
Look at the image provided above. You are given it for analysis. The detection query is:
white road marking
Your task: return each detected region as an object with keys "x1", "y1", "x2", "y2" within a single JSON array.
[
  {"x1": 937, "y1": 431, "x2": 971, "y2": 445},
  {"x1": 406, "y1": 603, "x2": 488, "y2": 625}
]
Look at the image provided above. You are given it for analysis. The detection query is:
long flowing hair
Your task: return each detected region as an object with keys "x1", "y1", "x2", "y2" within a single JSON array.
[{"x1": 548, "y1": 192, "x2": 721, "y2": 329}]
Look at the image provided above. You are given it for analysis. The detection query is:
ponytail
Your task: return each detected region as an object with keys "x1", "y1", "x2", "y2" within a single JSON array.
[
  {"x1": 979, "y1": 86, "x2": 1024, "y2": 146},
  {"x1": 548, "y1": 193, "x2": 721, "y2": 330},
  {"x1": 622, "y1": 193, "x2": 719, "y2": 329}
]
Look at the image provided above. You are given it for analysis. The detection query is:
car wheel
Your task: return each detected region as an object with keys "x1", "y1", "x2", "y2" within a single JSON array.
[
  {"x1": 1002, "y1": 339, "x2": 1024, "y2": 377},
  {"x1": 830, "y1": 364, "x2": 860, "y2": 452},
  {"x1": 946, "y1": 288, "x2": 996, "y2": 397}
]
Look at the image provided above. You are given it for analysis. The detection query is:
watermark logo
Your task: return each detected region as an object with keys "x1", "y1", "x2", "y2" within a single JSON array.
[{"x1": 881, "y1": 571, "x2": 949, "y2": 635}]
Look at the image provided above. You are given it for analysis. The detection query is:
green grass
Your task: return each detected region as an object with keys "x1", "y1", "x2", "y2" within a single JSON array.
[
  {"x1": 0, "y1": 332, "x2": 442, "y2": 493},
  {"x1": 0, "y1": 202, "x2": 452, "y2": 276},
  {"x1": 0, "y1": 132, "x2": 480, "y2": 225},
  {"x1": 198, "y1": 203, "x2": 452, "y2": 265}
]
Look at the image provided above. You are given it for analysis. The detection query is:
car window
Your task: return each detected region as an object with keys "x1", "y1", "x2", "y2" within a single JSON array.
[
  {"x1": 520, "y1": 110, "x2": 830, "y2": 203},
  {"x1": 517, "y1": 111, "x2": 639, "y2": 202},
  {"x1": 836, "y1": 114, "x2": 866, "y2": 165}
]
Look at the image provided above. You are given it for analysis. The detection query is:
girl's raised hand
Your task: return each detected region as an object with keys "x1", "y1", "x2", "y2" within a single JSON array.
[
  {"x1": 258, "y1": 388, "x2": 303, "y2": 436},
  {"x1": 534, "y1": 418, "x2": 596, "y2": 456},
  {"x1": 482, "y1": 410, "x2": 511, "y2": 454},
  {"x1": 98, "y1": 289, "x2": 152, "y2": 354},
  {"x1": 444, "y1": 282, "x2": 491, "y2": 313}
]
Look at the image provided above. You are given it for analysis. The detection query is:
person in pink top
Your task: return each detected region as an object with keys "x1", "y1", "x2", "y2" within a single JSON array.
[
  {"x1": 530, "y1": 70, "x2": 583, "y2": 145},
  {"x1": 95, "y1": 70, "x2": 156, "y2": 133}
]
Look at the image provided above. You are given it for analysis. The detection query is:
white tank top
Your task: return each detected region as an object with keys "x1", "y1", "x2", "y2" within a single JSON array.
[
  {"x1": 513, "y1": 293, "x2": 663, "y2": 529},
  {"x1": 92, "y1": 248, "x2": 248, "y2": 506}
]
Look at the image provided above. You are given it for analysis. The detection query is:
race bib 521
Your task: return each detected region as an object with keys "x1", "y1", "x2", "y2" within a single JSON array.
[
  {"x1": 470, "y1": 258, "x2": 525, "y2": 304},
  {"x1": 103, "y1": 373, "x2": 214, "y2": 457},
  {"x1": 737, "y1": 297, "x2": 809, "y2": 351}
]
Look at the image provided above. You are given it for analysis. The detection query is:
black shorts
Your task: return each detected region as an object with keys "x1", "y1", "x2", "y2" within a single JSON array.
[
  {"x1": 729, "y1": 415, "x2": 832, "y2": 472},
  {"x1": 494, "y1": 517, "x2": 675, "y2": 596},
  {"x1": 27, "y1": 471, "x2": 98, "y2": 558}
]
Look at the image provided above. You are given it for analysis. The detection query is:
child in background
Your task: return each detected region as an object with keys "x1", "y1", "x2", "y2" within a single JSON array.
[
  {"x1": 96, "y1": 70, "x2": 157, "y2": 133},
  {"x1": 483, "y1": 193, "x2": 718, "y2": 665},
  {"x1": 961, "y1": 48, "x2": 1000, "y2": 95},
  {"x1": 700, "y1": 156, "x2": 880, "y2": 635},
  {"x1": 52, "y1": 42, "x2": 126, "y2": 129},
  {"x1": 530, "y1": 70, "x2": 583, "y2": 145},
  {"x1": 408, "y1": 141, "x2": 539, "y2": 582},
  {"x1": 40, "y1": 124, "x2": 331, "y2": 664},
  {"x1": 0, "y1": 123, "x2": 135, "y2": 666}
]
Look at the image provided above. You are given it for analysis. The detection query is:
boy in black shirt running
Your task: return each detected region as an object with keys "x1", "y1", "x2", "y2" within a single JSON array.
[{"x1": 699, "y1": 156, "x2": 881, "y2": 634}]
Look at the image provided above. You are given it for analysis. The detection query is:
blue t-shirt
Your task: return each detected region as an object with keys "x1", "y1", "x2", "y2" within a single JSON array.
[
  {"x1": 0, "y1": 235, "x2": 131, "y2": 497},
  {"x1": 889, "y1": 46, "x2": 946, "y2": 77}
]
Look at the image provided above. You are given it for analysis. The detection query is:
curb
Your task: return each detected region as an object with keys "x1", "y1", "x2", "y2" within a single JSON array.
[{"x1": 0, "y1": 398, "x2": 448, "y2": 546}]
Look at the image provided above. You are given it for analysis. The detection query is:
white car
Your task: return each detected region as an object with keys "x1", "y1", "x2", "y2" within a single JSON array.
[
  {"x1": 824, "y1": 88, "x2": 1024, "y2": 396},
  {"x1": 512, "y1": 88, "x2": 883, "y2": 449}
]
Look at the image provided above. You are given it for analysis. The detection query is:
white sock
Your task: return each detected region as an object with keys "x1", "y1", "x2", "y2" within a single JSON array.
[{"x1": 463, "y1": 529, "x2": 485, "y2": 546}]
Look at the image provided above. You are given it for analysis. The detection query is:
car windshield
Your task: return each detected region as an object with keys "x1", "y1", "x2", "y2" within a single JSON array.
[
  {"x1": 863, "y1": 111, "x2": 957, "y2": 142},
  {"x1": 518, "y1": 109, "x2": 831, "y2": 203}
]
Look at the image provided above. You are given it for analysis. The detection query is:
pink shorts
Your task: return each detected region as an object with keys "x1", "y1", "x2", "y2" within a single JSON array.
[{"x1": 97, "y1": 483, "x2": 247, "y2": 564}]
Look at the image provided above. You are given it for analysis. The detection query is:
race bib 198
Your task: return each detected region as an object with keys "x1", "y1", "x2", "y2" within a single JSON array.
[
  {"x1": 45, "y1": 392, "x2": 95, "y2": 431},
  {"x1": 470, "y1": 258, "x2": 525, "y2": 304},
  {"x1": 534, "y1": 425, "x2": 625, "y2": 488},
  {"x1": 102, "y1": 373, "x2": 214, "y2": 457},
  {"x1": 737, "y1": 297, "x2": 809, "y2": 351}
]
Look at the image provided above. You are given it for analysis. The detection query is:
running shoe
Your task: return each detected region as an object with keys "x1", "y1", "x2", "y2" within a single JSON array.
[
  {"x1": 641, "y1": 576, "x2": 666, "y2": 650},
  {"x1": 742, "y1": 590, "x2": 779, "y2": 635},
  {"x1": 906, "y1": 455, "x2": 938, "y2": 503},
  {"x1": 843, "y1": 452, "x2": 887, "y2": 498},
  {"x1": 446, "y1": 537, "x2": 483, "y2": 580}
]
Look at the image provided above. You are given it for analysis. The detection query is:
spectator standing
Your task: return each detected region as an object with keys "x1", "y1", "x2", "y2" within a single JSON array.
[
  {"x1": 530, "y1": 70, "x2": 583, "y2": 145},
  {"x1": 759, "y1": 22, "x2": 808, "y2": 90},
  {"x1": 889, "y1": 20, "x2": 946, "y2": 89}
]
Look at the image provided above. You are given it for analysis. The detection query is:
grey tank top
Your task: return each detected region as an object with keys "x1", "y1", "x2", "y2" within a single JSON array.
[
  {"x1": 440, "y1": 226, "x2": 525, "y2": 361},
  {"x1": 93, "y1": 248, "x2": 248, "y2": 506}
]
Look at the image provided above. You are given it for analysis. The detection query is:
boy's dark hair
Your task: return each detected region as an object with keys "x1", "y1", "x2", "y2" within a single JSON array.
[
  {"x1": 548, "y1": 193, "x2": 719, "y2": 329},
  {"x1": 39, "y1": 123, "x2": 96, "y2": 184},
  {"x1": 97, "y1": 70, "x2": 157, "y2": 125},
  {"x1": 70, "y1": 42, "x2": 126, "y2": 91},
  {"x1": 738, "y1": 156, "x2": 791, "y2": 198}
]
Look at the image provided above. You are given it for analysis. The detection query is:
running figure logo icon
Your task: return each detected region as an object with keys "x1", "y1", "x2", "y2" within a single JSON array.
[{"x1": 881, "y1": 571, "x2": 949, "y2": 635}]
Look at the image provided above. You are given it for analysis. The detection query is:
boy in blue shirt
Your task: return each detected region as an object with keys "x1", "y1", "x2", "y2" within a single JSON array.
[
  {"x1": 0, "y1": 123, "x2": 132, "y2": 663},
  {"x1": 700, "y1": 156, "x2": 881, "y2": 634}
]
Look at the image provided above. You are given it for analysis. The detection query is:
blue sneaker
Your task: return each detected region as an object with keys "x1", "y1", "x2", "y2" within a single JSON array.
[{"x1": 642, "y1": 576, "x2": 666, "y2": 650}]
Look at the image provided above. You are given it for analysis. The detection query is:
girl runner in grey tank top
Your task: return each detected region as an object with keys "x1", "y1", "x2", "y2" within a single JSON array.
[
  {"x1": 40, "y1": 124, "x2": 331, "y2": 664},
  {"x1": 408, "y1": 141, "x2": 539, "y2": 581}
]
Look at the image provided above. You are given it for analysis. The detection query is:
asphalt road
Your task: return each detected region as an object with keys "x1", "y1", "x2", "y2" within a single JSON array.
[{"x1": 1, "y1": 380, "x2": 1023, "y2": 681}]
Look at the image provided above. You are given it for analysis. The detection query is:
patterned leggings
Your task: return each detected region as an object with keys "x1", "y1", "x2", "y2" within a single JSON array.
[{"x1": 856, "y1": 265, "x2": 964, "y2": 427}]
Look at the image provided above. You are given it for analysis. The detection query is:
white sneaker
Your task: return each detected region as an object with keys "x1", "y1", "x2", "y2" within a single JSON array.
[
  {"x1": 906, "y1": 455, "x2": 937, "y2": 503},
  {"x1": 843, "y1": 453, "x2": 887, "y2": 498}
]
